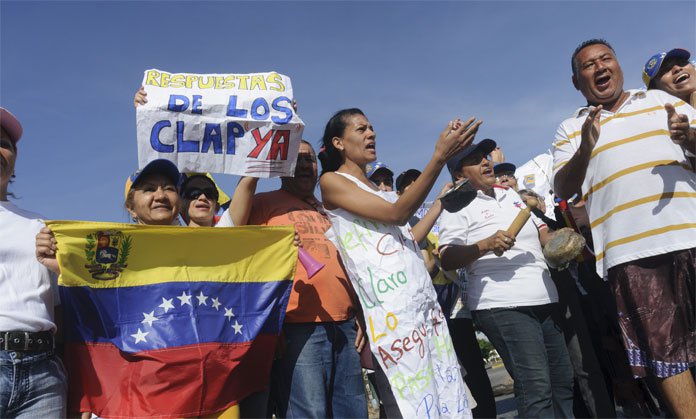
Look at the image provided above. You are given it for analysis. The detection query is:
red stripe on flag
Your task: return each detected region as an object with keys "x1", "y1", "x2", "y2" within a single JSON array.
[{"x1": 64, "y1": 335, "x2": 278, "y2": 418}]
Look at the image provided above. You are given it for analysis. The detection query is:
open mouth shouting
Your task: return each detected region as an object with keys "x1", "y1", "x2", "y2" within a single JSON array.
[
  {"x1": 595, "y1": 73, "x2": 612, "y2": 91},
  {"x1": 673, "y1": 72, "x2": 690, "y2": 86},
  {"x1": 481, "y1": 164, "x2": 494, "y2": 179}
]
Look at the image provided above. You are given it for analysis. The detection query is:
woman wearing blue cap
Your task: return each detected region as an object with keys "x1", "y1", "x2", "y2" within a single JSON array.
[
  {"x1": 643, "y1": 48, "x2": 696, "y2": 106},
  {"x1": 122, "y1": 159, "x2": 183, "y2": 226}
]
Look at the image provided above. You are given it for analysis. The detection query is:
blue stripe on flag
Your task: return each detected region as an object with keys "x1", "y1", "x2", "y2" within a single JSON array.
[{"x1": 60, "y1": 280, "x2": 292, "y2": 353}]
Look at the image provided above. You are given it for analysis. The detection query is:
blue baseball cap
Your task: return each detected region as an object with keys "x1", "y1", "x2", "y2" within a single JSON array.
[
  {"x1": 642, "y1": 48, "x2": 691, "y2": 87},
  {"x1": 446, "y1": 138, "x2": 497, "y2": 178},
  {"x1": 124, "y1": 159, "x2": 181, "y2": 201},
  {"x1": 493, "y1": 162, "x2": 516, "y2": 176},
  {"x1": 366, "y1": 161, "x2": 393, "y2": 178}
]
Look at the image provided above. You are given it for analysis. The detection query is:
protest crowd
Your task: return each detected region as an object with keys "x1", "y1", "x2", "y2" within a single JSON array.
[{"x1": 2, "y1": 39, "x2": 696, "y2": 418}]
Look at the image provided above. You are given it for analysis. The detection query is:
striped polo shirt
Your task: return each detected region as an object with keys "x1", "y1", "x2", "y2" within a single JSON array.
[{"x1": 552, "y1": 89, "x2": 696, "y2": 277}]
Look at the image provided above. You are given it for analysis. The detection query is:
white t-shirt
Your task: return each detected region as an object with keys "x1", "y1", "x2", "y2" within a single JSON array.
[
  {"x1": 552, "y1": 89, "x2": 696, "y2": 276},
  {"x1": 214, "y1": 208, "x2": 234, "y2": 227},
  {"x1": 0, "y1": 201, "x2": 59, "y2": 333},
  {"x1": 438, "y1": 186, "x2": 558, "y2": 311}
]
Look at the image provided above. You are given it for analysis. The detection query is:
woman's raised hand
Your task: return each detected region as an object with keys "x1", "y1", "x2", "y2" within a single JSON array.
[{"x1": 434, "y1": 117, "x2": 483, "y2": 164}]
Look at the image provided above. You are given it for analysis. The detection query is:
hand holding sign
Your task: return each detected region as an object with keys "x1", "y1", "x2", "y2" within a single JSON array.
[{"x1": 134, "y1": 86, "x2": 147, "y2": 108}]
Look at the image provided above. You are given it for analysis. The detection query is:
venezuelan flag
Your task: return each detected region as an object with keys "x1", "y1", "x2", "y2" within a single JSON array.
[{"x1": 48, "y1": 221, "x2": 297, "y2": 418}]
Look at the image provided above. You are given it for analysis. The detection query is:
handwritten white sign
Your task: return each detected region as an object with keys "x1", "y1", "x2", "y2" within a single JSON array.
[
  {"x1": 136, "y1": 69, "x2": 304, "y2": 177},
  {"x1": 326, "y1": 188, "x2": 473, "y2": 418}
]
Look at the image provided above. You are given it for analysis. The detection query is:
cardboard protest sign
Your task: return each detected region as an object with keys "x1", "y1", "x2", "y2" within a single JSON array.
[
  {"x1": 325, "y1": 185, "x2": 473, "y2": 418},
  {"x1": 136, "y1": 69, "x2": 304, "y2": 177}
]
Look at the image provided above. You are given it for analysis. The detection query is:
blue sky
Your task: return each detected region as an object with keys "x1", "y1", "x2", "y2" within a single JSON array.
[{"x1": 2, "y1": 1, "x2": 695, "y2": 222}]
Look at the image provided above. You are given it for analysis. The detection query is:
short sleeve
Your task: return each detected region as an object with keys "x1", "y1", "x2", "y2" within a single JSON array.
[
  {"x1": 437, "y1": 209, "x2": 469, "y2": 249},
  {"x1": 531, "y1": 212, "x2": 548, "y2": 230},
  {"x1": 551, "y1": 122, "x2": 577, "y2": 185}
]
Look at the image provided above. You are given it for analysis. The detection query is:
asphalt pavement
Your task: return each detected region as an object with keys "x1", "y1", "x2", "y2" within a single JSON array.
[{"x1": 487, "y1": 364, "x2": 518, "y2": 418}]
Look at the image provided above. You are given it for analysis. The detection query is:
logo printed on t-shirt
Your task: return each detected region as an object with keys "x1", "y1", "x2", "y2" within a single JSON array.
[
  {"x1": 481, "y1": 209, "x2": 494, "y2": 220},
  {"x1": 524, "y1": 174, "x2": 535, "y2": 188}
]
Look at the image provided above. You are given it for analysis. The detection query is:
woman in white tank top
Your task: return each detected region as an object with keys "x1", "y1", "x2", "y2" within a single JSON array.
[{"x1": 318, "y1": 108, "x2": 481, "y2": 418}]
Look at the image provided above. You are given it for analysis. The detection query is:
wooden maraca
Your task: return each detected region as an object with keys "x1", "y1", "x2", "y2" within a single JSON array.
[{"x1": 494, "y1": 196, "x2": 538, "y2": 257}]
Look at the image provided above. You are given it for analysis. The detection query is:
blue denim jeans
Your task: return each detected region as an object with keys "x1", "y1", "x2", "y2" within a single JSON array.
[
  {"x1": 0, "y1": 350, "x2": 67, "y2": 418},
  {"x1": 473, "y1": 304, "x2": 574, "y2": 418},
  {"x1": 272, "y1": 319, "x2": 367, "y2": 418}
]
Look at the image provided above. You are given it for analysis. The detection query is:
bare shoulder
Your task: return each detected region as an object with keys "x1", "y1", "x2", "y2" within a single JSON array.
[
  {"x1": 319, "y1": 171, "x2": 341, "y2": 186},
  {"x1": 320, "y1": 172, "x2": 353, "y2": 209}
]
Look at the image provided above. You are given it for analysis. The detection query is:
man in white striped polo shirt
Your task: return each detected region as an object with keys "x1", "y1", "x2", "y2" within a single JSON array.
[{"x1": 552, "y1": 39, "x2": 696, "y2": 418}]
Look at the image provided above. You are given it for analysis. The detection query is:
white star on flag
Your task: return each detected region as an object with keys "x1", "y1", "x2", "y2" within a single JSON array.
[
  {"x1": 159, "y1": 297, "x2": 174, "y2": 313},
  {"x1": 196, "y1": 291, "x2": 208, "y2": 306},
  {"x1": 224, "y1": 307, "x2": 235, "y2": 321},
  {"x1": 211, "y1": 297, "x2": 221, "y2": 311},
  {"x1": 142, "y1": 311, "x2": 158, "y2": 327},
  {"x1": 232, "y1": 320, "x2": 243, "y2": 335},
  {"x1": 131, "y1": 328, "x2": 149, "y2": 343},
  {"x1": 177, "y1": 291, "x2": 192, "y2": 306}
]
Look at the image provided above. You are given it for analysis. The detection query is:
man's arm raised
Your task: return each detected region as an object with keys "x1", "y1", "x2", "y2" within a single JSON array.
[{"x1": 554, "y1": 105, "x2": 602, "y2": 199}]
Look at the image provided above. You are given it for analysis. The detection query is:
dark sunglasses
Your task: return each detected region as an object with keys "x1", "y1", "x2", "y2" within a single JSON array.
[
  {"x1": 374, "y1": 177, "x2": 394, "y2": 187},
  {"x1": 183, "y1": 187, "x2": 219, "y2": 201}
]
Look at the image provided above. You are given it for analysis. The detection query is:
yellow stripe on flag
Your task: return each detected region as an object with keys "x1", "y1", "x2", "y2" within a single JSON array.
[{"x1": 47, "y1": 221, "x2": 297, "y2": 288}]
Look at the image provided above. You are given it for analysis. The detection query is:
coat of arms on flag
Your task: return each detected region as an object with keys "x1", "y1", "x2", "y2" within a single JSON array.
[
  {"x1": 48, "y1": 221, "x2": 297, "y2": 418},
  {"x1": 83, "y1": 230, "x2": 131, "y2": 280}
]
